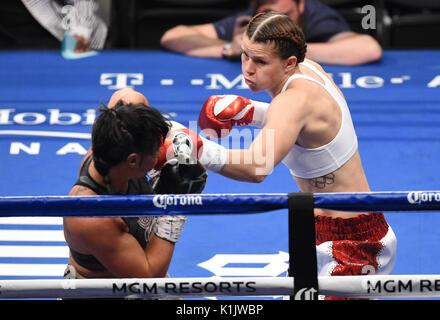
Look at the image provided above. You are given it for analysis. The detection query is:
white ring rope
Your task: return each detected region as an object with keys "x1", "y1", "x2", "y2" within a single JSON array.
[{"x1": 0, "y1": 274, "x2": 439, "y2": 299}]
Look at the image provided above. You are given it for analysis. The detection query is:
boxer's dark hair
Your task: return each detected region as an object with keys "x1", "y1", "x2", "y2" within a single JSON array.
[
  {"x1": 246, "y1": 11, "x2": 306, "y2": 62},
  {"x1": 92, "y1": 101, "x2": 170, "y2": 187}
]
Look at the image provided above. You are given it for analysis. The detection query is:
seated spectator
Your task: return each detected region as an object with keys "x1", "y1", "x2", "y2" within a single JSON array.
[{"x1": 160, "y1": 0, "x2": 382, "y2": 65}]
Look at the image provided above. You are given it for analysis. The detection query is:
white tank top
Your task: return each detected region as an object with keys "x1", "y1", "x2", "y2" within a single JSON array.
[{"x1": 280, "y1": 61, "x2": 358, "y2": 179}]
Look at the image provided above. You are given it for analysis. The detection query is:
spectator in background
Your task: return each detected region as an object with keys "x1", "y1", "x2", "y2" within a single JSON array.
[
  {"x1": 21, "y1": 0, "x2": 107, "y2": 53},
  {"x1": 160, "y1": 0, "x2": 382, "y2": 66}
]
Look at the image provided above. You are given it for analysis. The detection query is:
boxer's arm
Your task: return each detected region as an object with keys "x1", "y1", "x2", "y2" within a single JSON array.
[
  {"x1": 217, "y1": 90, "x2": 308, "y2": 182},
  {"x1": 66, "y1": 183, "x2": 175, "y2": 278},
  {"x1": 67, "y1": 217, "x2": 174, "y2": 278}
]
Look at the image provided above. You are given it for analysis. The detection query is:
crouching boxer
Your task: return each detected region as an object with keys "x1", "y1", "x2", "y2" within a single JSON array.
[{"x1": 63, "y1": 100, "x2": 207, "y2": 283}]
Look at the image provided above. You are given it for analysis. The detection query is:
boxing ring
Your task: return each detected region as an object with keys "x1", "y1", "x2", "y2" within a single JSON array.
[
  {"x1": 1, "y1": 49, "x2": 440, "y2": 301},
  {"x1": 0, "y1": 191, "x2": 439, "y2": 299}
]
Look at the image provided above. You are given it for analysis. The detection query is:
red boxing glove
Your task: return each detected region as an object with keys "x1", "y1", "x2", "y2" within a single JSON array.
[
  {"x1": 154, "y1": 121, "x2": 203, "y2": 171},
  {"x1": 198, "y1": 95, "x2": 269, "y2": 138}
]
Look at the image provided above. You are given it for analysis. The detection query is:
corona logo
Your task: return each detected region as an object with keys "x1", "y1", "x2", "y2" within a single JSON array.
[
  {"x1": 407, "y1": 191, "x2": 440, "y2": 204},
  {"x1": 294, "y1": 287, "x2": 318, "y2": 300},
  {"x1": 153, "y1": 195, "x2": 203, "y2": 210}
]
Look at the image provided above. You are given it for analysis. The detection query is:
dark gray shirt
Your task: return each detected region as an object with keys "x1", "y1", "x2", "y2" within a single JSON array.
[{"x1": 213, "y1": 0, "x2": 350, "y2": 43}]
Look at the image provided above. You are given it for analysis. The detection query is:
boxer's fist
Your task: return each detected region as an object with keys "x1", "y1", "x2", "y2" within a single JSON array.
[
  {"x1": 153, "y1": 120, "x2": 227, "y2": 174},
  {"x1": 154, "y1": 121, "x2": 203, "y2": 171},
  {"x1": 151, "y1": 153, "x2": 207, "y2": 243},
  {"x1": 198, "y1": 95, "x2": 252, "y2": 138},
  {"x1": 199, "y1": 95, "x2": 269, "y2": 138},
  {"x1": 151, "y1": 153, "x2": 207, "y2": 195}
]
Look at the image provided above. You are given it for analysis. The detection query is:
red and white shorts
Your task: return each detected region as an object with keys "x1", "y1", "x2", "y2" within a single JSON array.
[{"x1": 315, "y1": 213, "x2": 397, "y2": 299}]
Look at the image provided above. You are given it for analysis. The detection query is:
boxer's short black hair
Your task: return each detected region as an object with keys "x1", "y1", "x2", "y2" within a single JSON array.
[{"x1": 92, "y1": 101, "x2": 170, "y2": 176}]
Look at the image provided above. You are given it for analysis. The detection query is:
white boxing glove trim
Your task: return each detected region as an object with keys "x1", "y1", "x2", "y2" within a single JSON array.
[
  {"x1": 167, "y1": 120, "x2": 227, "y2": 172},
  {"x1": 212, "y1": 95, "x2": 269, "y2": 128},
  {"x1": 199, "y1": 136, "x2": 227, "y2": 173},
  {"x1": 213, "y1": 95, "x2": 235, "y2": 116},
  {"x1": 249, "y1": 99, "x2": 269, "y2": 128}
]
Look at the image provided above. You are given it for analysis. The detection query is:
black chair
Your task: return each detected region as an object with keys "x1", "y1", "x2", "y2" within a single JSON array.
[
  {"x1": 122, "y1": 0, "x2": 249, "y2": 49},
  {"x1": 0, "y1": 0, "x2": 61, "y2": 49},
  {"x1": 381, "y1": 0, "x2": 440, "y2": 49},
  {"x1": 318, "y1": 0, "x2": 385, "y2": 42}
]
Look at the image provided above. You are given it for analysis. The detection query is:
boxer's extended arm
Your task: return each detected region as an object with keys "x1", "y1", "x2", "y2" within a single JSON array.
[{"x1": 218, "y1": 90, "x2": 308, "y2": 182}]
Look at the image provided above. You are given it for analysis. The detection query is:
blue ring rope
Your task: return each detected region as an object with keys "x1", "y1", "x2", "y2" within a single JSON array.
[{"x1": 0, "y1": 191, "x2": 439, "y2": 217}]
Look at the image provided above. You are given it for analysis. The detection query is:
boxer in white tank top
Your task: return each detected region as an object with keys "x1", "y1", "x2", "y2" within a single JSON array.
[
  {"x1": 197, "y1": 11, "x2": 397, "y2": 299},
  {"x1": 280, "y1": 60, "x2": 358, "y2": 180}
]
